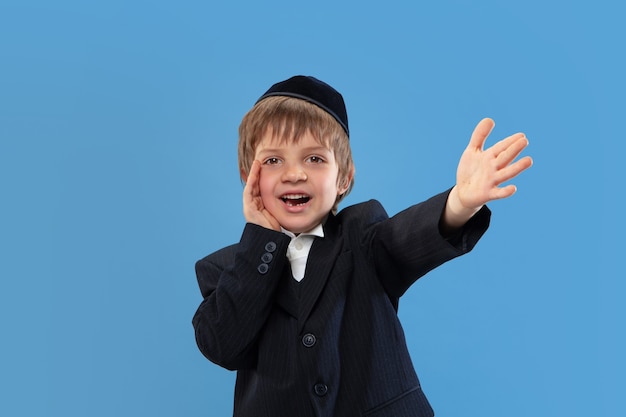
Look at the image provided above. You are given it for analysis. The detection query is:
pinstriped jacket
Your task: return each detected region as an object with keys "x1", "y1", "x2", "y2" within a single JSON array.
[{"x1": 192, "y1": 189, "x2": 490, "y2": 417}]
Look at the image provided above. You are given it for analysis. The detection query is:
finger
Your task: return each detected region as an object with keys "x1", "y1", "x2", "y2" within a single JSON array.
[
  {"x1": 495, "y1": 156, "x2": 533, "y2": 184},
  {"x1": 468, "y1": 118, "x2": 495, "y2": 151},
  {"x1": 249, "y1": 160, "x2": 261, "y2": 183},
  {"x1": 245, "y1": 160, "x2": 261, "y2": 189},
  {"x1": 490, "y1": 184, "x2": 517, "y2": 200},
  {"x1": 494, "y1": 135, "x2": 530, "y2": 168},
  {"x1": 243, "y1": 162, "x2": 260, "y2": 208},
  {"x1": 489, "y1": 133, "x2": 526, "y2": 160}
]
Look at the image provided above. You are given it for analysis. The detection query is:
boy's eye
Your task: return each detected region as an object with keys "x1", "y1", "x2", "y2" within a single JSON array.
[
  {"x1": 263, "y1": 157, "x2": 281, "y2": 165},
  {"x1": 308, "y1": 155, "x2": 325, "y2": 164}
]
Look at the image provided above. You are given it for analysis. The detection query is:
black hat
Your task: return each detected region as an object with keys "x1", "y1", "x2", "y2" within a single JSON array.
[{"x1": 256, "y1": 75, "x2": 349, "y2": 136}]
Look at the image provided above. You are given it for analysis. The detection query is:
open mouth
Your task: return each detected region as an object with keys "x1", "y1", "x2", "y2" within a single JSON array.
[{"x1": 281, "y1": 194, "x2": 311, "y2": 206}]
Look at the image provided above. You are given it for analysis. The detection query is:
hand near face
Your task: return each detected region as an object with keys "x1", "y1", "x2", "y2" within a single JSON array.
[
  {"x1": 243, "y1": 160, "x2": 281, "y2": 232},
  {"x1": 443, "y1": 118, "x2": 533, "y2": 230}
]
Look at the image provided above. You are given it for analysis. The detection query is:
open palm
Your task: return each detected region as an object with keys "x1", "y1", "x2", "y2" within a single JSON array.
[{"x1": 455, "y1": 118, "x2": 533, "y2": 210}]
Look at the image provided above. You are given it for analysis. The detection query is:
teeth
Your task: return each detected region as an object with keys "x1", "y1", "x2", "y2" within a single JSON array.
[{"x1": 281, "y1": 194, "x2": 310, "y2": 206}]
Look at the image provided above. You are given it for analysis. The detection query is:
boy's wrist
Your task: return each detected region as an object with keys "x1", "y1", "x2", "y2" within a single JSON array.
[{"x1": 442, "y1": 186, "x2": 482, "y2": 231}]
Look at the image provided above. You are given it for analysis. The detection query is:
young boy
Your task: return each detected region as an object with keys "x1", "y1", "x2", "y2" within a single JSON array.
[{"x1": 192, "y1": 75, "x2": 532, "y2": 417}]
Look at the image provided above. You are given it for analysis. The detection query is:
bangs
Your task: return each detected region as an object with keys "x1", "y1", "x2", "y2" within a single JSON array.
[
  {"x1": 264, "y1": 116, "x2": 331, "y2": 150},
  {"x1": 250, "y1": 97, "x2": 338, "y2": 149}
]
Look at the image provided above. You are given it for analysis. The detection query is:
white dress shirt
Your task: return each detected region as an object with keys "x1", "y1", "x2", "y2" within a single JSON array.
[{"x1": 281, "y1": 223, "x2": 324, "y2": 282}]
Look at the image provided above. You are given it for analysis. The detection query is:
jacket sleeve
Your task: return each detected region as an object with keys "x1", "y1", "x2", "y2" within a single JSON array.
[
  {"x1": 365, "y1": 189, "x2": 491, "y2": 298},
  {"x1": 192, "y1": 223, "x2": 291, "y2": 370}
]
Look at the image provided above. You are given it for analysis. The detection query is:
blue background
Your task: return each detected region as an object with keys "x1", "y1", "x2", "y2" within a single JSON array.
[{"x1": 1, "y1": 0, "x2": 623, "y2": 416}]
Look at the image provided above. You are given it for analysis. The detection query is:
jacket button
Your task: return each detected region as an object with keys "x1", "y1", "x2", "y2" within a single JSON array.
[
  {"x1": 257, "y1": 263, "x2": 269, "y2": 274},
  {"x1": 261, "y1": 252, "x2": 273, "y2": 263},
  {"x1": 302, "y1": 333, "x2": 316, "y2": 348},
  {"x1": 314, "y1": 383, "x2": 328, "y2": 397},
  {"x1": 264, "y1": 242, "x2": 277, "y2": 253}
]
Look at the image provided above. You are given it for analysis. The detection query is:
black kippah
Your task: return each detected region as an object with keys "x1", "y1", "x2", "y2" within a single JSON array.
[{"x1": 256, "y1": 75, "x2": 349, "y2": 137}]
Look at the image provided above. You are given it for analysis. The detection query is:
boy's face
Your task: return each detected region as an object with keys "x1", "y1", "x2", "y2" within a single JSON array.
[{"x1": 252, "y1": 130, "x2": 350, "y2": 234}]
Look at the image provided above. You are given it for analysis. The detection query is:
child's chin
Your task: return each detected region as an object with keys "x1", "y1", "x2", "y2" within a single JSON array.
[{"x1": 281, "y1": 221, "x2": 314, "y2": 235}]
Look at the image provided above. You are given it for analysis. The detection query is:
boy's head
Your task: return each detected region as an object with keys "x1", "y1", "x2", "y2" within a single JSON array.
[{"x1": 238, "y1": 76, "x2": 355, "y2": 215}]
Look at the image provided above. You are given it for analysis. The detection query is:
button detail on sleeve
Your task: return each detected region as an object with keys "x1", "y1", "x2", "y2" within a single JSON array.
[
  {"x1": 302, "y1": 333, "x2": 316, "y2": 348},
  {"x1": 257, "y1": 263, "x2": 269, "y2": 274},
  {"x1": 261, "y1": 252, "x2": 273, "y2": 263},
  {"x1": 314, "y1": 383, "x2": 328, "y2": 397},
  {"x1": 264, "y1": 242, "x2": 277, "y2": 252}
]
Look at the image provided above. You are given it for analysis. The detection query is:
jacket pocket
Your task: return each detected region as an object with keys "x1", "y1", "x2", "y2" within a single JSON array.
[{"x1": 362, "y1": 386, "x2": 434, "y2": 417}]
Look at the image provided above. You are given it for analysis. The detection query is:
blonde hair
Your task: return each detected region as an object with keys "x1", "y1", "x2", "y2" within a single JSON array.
[{"x1": 238, "y1": 96, "x2": 354, "y2": 208}]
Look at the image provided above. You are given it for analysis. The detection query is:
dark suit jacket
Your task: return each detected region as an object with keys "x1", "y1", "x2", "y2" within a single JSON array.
[{"x1": 193, "y1": 190, "x2": 490, "y2": 417}]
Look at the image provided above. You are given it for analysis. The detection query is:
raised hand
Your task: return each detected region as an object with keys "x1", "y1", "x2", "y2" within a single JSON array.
[
  {"x1": 242, "y1": 160, "x2": 281, "y2": 231},
  {"x1": 443, "y1": 118, "x2": 533, "y2": 231}
]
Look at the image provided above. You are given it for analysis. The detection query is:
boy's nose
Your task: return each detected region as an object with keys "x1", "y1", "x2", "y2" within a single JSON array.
[{"x1": 282, "y1": 165, "x2": 307, "y2": 182}]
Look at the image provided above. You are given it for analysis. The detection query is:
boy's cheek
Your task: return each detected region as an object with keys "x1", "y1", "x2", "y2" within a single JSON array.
[{"x1": 260, "y1": 190, "x2": 277, "y2": 211}]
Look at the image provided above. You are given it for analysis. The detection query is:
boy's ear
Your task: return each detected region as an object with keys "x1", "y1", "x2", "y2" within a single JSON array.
[
  {"x1": 338, "y1": 165, "x2": 355, "y2": 194},
  {"x1": 240, "y1": 168, "x2": 248, "y2": 184}
]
